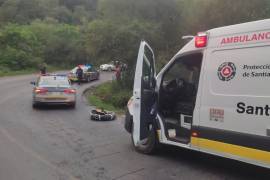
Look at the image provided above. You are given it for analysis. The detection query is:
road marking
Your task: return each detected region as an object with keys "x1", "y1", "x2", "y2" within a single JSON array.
[{"x1": 0, "y1": 126, "x2": 80, "y2": 180}]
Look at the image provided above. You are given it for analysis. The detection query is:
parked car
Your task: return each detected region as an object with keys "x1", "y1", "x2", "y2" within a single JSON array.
[
  {"x1": 100, "y1": 64, "x2": 115, "y2": 71},
  {"x1": 31, "y1": 74, "x2": 76, "y2": 108},
  {"x1": 68, "y1": 65, "x2": 100, "y2": 82},
  {"x1": 125, "y1": 19, "x2": 270, "y2": 169}
]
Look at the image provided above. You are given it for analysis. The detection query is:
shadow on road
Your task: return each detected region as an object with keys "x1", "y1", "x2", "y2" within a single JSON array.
[
  {"x1": 33, "y1": 104, "x2": 76, "y2": 111},
  {"x1": 155, "y1": 145, "x2": 270, "y2": 179}
]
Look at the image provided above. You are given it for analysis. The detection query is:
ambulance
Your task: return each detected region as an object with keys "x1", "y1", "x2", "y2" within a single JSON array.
[{"x1": 124, "y1": 19, "x2": 270, "y2": 168}]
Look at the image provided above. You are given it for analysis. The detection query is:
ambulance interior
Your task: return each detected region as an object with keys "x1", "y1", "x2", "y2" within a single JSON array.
[{"x1": 159, "y1": 53, "x2": 202, "y2": 143}]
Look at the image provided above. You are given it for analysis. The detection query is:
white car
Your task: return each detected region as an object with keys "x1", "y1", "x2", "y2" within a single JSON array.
[{"x1": 100, "y1": 64, "x2": 115, "y2": 71}]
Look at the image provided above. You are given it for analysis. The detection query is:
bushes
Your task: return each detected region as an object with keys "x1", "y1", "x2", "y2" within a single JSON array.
[
  {"x1": 0, "y1": 24, "x2": 41, "y2": 70},
  {"x1": 110, "y1": 90, "x2": 131, "y2": 108},
  {"x1": 0, "y1": 22, "x2": 88, "y2": 71},
  {"x1": 0, "y1": 0, "x2": 269, "y2": 80},
  {"x1": 89, "y1": 81, "x2": 132, "y2": 110},
  {"x1": 96, "y1": 81, "x2": 131, "y2": 108}
]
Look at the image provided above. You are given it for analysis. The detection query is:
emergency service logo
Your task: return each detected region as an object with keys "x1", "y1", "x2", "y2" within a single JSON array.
[{"x1": 217, "y1": 62, "x2": 236, "y2": 81}]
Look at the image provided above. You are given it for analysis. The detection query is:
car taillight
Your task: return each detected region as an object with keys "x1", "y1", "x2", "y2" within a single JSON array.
[
  {"x1": 195, "y1": 32, "x2": 208, "y2": 48},
  {"x1": 64, "y1": 89, "x2": 76, "y2": 94},
  {"x1": 34, "y1": 87, "x2": 48, "y2": 94}
]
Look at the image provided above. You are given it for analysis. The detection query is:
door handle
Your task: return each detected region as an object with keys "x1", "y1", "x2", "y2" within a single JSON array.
[{"x1": 134, "y1": 89, "x2": 140, "y2": 99}]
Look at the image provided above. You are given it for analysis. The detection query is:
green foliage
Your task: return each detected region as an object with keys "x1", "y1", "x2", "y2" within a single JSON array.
[
  {"x1": 0, "y1": 0, "x2": 97, "y2": 25},
  {"x1": 0, "y1": 0, "x2": 269, "y2": 78},
  {"x1": 0, "y1": 21, "x2": 87, "y2": 70},
  {"x1": 89, "y1": 81, "x2": 132, "y2": 110},
  {"x1": 84, "y1": 19, "x2": 160, "y2": 68},
  {"x1": 0, "y1": 24, "x2": 42, "y2": 70},
  {"x1": 179, "y1": 0, "x2": 270, "y2": 34}
]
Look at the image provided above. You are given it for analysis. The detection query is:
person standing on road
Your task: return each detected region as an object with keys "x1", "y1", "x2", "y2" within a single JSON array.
[
  {"x1": 115, "y1": 64, "x2": 121, "y2": 81},
  {"x1": 76, "y1": 66, "x2": 83, "y2": 85},
  {"x1": 39, "y1": 63, "x2": 47, "y2": 75}
]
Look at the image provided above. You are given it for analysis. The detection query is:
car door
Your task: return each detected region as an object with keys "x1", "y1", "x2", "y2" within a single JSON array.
[
  {"x1": 132, "y1": 41, "x2": 156, "y2": 145},
  {"x1": 86, "y1": 67, "x2": 93, "y2": 80},
  {"x1": 92, "y1": 68, "x2": 98, "y2": 80}
]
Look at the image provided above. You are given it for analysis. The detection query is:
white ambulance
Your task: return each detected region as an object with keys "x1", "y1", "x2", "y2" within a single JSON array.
[{"x1": 125, "y1": 19, "x2": 270, "y2": 168}]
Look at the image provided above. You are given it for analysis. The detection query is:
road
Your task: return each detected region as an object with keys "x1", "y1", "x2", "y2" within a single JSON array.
[{"x1": 0, "y1": 72, "x2": 269, "y2": 180}]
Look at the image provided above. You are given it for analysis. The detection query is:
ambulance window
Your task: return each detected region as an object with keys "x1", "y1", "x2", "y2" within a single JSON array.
[
  {"x1": 163, "y1": 62, "x2": 191, "y2": 83},
  {"x1": 142, "y1": 46, "x2": 155, "y2": 89},
  {"x1": 159, "y1": 53, "x2": 203, "y2": 117},
  {"x1": 162, "y1": 53, "x2": 202, "y2": 87}
]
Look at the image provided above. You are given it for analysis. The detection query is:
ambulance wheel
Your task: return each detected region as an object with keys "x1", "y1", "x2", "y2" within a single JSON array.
[{"x1": 131, "y1": 123, "x2": 158, "y2": 154}]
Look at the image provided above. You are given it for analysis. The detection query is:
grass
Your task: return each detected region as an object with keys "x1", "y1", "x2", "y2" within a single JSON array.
[
  {"x1": 86, "y1": 81, "x2": 132, "y2": 113},
  {"x1": 88, "y1": 93, "x2": 122, "y2": 112}
]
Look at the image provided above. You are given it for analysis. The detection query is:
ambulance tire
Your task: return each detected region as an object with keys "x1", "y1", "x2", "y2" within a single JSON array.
[{"x1": 131, "y1": 122, "x2": 158, "y2": 154}]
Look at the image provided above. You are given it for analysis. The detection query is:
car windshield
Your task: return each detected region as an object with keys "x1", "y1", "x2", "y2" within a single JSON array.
[{"x1": 38, "y1": 76, "x2": 70, "y2": 88}]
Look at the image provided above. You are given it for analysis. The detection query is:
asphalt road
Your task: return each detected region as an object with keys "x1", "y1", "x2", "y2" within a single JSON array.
[{"x1": 0, "y1": 72, "x2": 269, "y2": 180}]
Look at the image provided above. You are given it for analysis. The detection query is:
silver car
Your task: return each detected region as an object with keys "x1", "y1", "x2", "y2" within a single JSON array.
[{"x1": 31, "y1": 75, "x2": 76, "y2": 108}]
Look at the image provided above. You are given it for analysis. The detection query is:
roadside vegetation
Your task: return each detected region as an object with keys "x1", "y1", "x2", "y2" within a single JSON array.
[
  {"x1": 0, "y1": 0, "x2": 270, "y2": 107},
  {"x1": 87, "y1": 81, "x2": 132, "y2": 112},
  {"x1": 0, "y1": 0, "x2": 269, "y2": 73}
]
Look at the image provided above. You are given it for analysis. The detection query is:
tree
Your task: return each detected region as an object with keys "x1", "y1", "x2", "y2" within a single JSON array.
[
  {"x1": 0, "y1": 0, "x2": 46, "y2": 24},
  {"x1": 0, "y1": 24, "x2": 42, "y2": 69}
]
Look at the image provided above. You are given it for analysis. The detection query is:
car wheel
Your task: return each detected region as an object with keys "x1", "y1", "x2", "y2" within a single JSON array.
[
  {"x1": 32, "y1": 102, "x2": 38, "y2": 109},
  {"x1": 70, "y1": 103, "x2": 76, "y2": 109},
  {"x1": 131, "y1": 122, "x2": 158, "y2": 154},
  {"x1": 108, "y1": 67, "x2": 112, "y2": 71}
]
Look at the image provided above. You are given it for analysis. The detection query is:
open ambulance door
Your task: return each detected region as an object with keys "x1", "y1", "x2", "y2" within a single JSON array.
[{"x1": 132, "y1": 41, "x2": 157, "y2": 150}]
